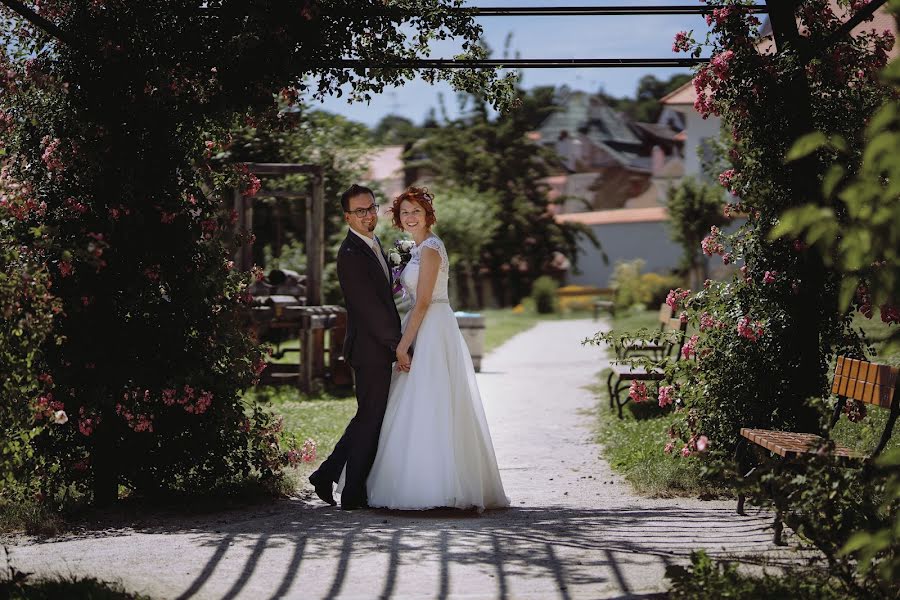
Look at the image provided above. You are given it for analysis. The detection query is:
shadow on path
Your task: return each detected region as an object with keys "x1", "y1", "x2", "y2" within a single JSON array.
[{"x1": 33, "y1": 500, "x2": 803, "y2": 599}]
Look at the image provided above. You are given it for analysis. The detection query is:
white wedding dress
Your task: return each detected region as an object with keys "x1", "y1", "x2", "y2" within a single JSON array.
[{"x1": 365, "y1": 234, "x2": 509, "y2": 511}]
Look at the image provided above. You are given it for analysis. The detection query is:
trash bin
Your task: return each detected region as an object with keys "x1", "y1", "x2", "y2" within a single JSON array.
[{"x1": 455, "y1": 312, "x2": 486, "y2": 372}]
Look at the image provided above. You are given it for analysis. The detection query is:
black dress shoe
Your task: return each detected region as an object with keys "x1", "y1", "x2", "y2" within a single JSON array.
[
  {"x1": 308, "y1": 472, "x2": 336, "y2": 506},
  {"x1": 340, "y1": 500, "x2": 369, "y2": 511}
]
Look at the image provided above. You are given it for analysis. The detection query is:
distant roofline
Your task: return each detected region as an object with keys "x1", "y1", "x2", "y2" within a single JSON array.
[{"x1": 555, "y1": 206, "x2": 668, "y2": 225}]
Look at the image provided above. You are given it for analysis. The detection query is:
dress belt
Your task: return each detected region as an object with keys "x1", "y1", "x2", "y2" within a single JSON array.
[{"x1": 411, "y1": 298, "x2": 451, "y2": 307}]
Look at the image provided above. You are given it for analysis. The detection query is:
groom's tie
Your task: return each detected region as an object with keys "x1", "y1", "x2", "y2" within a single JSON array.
[{"x1": 373, "y1": 237, "x2": 391, "y2": 282}]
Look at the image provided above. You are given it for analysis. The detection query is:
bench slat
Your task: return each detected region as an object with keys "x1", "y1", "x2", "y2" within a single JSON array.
[{"x1": 740, "y1": 428, "x2": 859, "y2": 459}]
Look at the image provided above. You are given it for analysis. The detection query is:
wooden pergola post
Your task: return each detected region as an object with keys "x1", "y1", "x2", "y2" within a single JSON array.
[
  {"x1": 306, "y1": 167, "x2": 325, "y2": 306},
  {"x1": 241, "y1": 163, "x2": 326, "y2": 392},
  {"x1": 242, "y1": 162, "x2": 325, "y2": 306}
]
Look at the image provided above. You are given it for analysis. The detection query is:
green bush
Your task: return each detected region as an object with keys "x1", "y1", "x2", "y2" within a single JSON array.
[
  {"x1": 0, "y1": 243, "x2": 59, "y2": 510},
  {"x1": 667, "y1": 550, "x2": 843, "y2": 600},
  {"x1": 610, "y1": 259, "x2": 683, "y2": 310},
  {"x1": 530, "y1": 276, "x2": 558, "y2": 314},
  {"x1": 641, "y1": 272, "x2": 685, "y2": 309}
]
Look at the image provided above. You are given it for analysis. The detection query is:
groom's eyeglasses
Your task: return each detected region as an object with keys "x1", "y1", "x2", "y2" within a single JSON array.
[{"x1": 346, "y1": 204, "x2": 379, "y2": 219}]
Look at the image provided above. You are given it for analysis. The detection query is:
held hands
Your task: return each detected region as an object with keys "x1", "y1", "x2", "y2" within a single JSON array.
[{"x1": 395, "y1": 344, "x2": 412, "y2": 373}]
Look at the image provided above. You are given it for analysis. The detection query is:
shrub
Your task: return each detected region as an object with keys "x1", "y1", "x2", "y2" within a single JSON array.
[
  {"x1": 641, "y1": 272, "x2": 685, "y2": 309},
  {"x1": 667, "y1": 550, "x2": 843, "y2": 600},
  {"x1": 556, "y1": 285, "x2": 603, "y2": 313},
  {"x1": 0, "y1": 242, "x2": 60, "y2": 507},
  {"x1": 610, "y1": 259, "x2": 647, "y2": 309},
  {"x1": 610, "y1": 260, "x2": 683, "y2": 310},
  {"x1": 531, "y1": 276, "x2": 558, "y2": 314}
]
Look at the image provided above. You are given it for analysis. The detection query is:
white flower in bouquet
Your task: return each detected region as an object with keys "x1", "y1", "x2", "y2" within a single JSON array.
[
  {"x1": 398, "y1": 239, "x2": 415, "y2": 252},
  {"x1": 389, "y1": 251, "x2": 402, "y2": 266},
  {"x1": 53, "y1": 410, "x2": 68, "y2": 425}
]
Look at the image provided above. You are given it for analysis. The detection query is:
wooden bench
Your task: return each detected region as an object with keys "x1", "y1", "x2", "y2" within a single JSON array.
[
  {"x1": 606, "y1": 316, "x2": 687, "y2": 419},
  {"x1": 615, "y1": 303, "x2": 674, "y2": 361},
  {"x1": 593, "y1": 299, "x2": 615, "y2": 320},
  {"x1": 735, "y1": 356, "x2": 900, "y2": 544}
]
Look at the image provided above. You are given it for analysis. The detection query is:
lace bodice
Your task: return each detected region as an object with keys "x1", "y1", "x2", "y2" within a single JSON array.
[{"x1": 401, "y1": 235, "x2": 450, "y2": 304}]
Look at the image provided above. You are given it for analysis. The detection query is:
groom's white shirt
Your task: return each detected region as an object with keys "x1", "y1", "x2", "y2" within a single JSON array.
[{"x1": 350, "y1": 227, "x2": 390, "y2": 282}]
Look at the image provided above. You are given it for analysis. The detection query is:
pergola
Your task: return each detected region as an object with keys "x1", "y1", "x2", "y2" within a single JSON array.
[{"x1": 1, "y1": 0, "x2": 886, "y2": 392}]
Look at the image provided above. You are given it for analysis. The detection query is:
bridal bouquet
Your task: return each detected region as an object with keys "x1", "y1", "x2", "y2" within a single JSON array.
[{"x1": 388, "y1": 239, "x2": 415, "y2": 295}]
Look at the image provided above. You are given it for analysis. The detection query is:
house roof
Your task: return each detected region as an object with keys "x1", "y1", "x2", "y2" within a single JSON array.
[
  {"x1": 631, "y1": 121, "x2": 683, "y2": 143},
  {"x1": 539, "y1": 91, "x2": 642, "y2": 147},
  {"x1": 555, "y1": 206, "x2": 668, "y2": 225},
  {"x1": 660, "y1": 81, "x2": 695, "y2": 107}
]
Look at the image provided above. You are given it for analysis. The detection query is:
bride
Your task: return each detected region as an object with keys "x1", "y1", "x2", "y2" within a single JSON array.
[{"x1": 362, "y1": 186, "x2": 509, "y2": 511}]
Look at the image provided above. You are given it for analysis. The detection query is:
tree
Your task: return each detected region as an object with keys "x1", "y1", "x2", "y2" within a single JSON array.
[
  {"x1": 771, "y1": 39, "x2": 900, "y2": 349},
  {"x1": 666, "y1": 177, "x2": 729, "y2": 289},
  {"x1": 599, "y1": 74, "x2": 692, "y2": 123},
  {"x1": 413, "y1": 89, "x2": 594, "y2": 306},
  {"x1": 431, "y1": 184, "x2": 501, "y2": 308},
  {"x1": 372, "y1": 115, "x2": 423, "y2": 146},
  {"x1": 0, "y1": 0, "x2": 514, "y2": 505},
  {"x1": 660, "y1": 0, "x2": 894, "y2": 448}
]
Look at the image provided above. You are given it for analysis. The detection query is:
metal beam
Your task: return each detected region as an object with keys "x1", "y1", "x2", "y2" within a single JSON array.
[
  {"x1": 821, "y1": 0, "x2": 888, "y2": 51},
  {"x1": 0, "y1": 0, "x2": 81, "y2": 50},
  {"x1": 364, "y1": 5, "x2": 768, "y2": 17},
  {"x1": 463, "y1": 5, "x2": 769, "y2": 16},
  {"x1": 311, "y1": 58, "x2": 708, "y2": 69}
]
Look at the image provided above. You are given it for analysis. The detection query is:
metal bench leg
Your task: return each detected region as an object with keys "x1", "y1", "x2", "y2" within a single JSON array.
[
  {"x1": 606, "y1": 371, "x2": 616, "y2": 410},
  {"x1": 613, "y1": 380, "x2": 630, "y2": 419},
  {"x1": 734, "y1": 438, "x2": 754, "y2": 516},
  {"x1": 773, "y1": 510, "x2": 785, "y2": 546}
]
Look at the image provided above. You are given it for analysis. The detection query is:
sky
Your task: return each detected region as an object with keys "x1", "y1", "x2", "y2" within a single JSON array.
[{"x1": 311, "y1": 0, "x2": 715, "y2": 127}]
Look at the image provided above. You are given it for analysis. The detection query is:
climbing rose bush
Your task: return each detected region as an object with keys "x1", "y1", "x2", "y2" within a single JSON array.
[
  {"x1": 662, "y1": 0, "x2": 894, "y2": 451},
  {"x1": 0, "y1": 0, "x2": 513, "y2": 504}
]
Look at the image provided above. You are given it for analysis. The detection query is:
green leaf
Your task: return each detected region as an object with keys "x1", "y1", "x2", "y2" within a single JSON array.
[
  {"x1": 785, "y1": 132, "x2": 830, "y2": 162},
  {"x1": 867, "y1": 102, "x2": 898, "y2": 135},
  {"x1": 822, "y1": 164, "x2": 845, "y2": 198},
  {"x1": 838, "y1": 277, "x2": 859, "y2": 311}
]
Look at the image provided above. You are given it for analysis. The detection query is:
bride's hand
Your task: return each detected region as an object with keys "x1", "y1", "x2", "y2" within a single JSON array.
[{"x1": 395, "y1": 346, "x2": 411, "y2": 372}]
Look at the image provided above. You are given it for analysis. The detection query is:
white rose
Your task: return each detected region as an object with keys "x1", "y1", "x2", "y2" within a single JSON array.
[
  {"x1": 389, "y1": 251, "x2": 402, "y2": 266},
  {"x1": 53, "y1": 410, "x2": 68, "y2": 425},
  {"x1": 399, "y1": 240, "x2": 415, "y2": 251}
]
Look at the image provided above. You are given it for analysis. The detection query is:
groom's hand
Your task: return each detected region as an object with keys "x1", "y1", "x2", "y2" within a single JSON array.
[{"x1": 395, "y1": 346, "x2": 412, "y2": 372}]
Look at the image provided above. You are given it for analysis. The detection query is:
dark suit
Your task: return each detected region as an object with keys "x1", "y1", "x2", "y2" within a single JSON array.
[{"x1": 312, "y1": 230, "x2": 401, "y2": 506}]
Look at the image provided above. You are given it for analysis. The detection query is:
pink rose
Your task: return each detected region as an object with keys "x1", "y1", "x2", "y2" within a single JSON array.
[
  {"x1": 681, "y1": 335, "x2": 699, "y2": 360},
  {"x1": 628, "y1": 380, "x2": 649, "y2": 403},
  {"x1": 696, "y1": 435, "x2": 709, "y2": 452},
  {"x1": 658, "y1": 385, "x2": 675, "y2": 408},
  {"x1": 737, "y1": 316, "x2": 764, "y2": 341}
]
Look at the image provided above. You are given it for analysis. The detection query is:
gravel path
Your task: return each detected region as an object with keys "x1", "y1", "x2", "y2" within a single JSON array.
[{"x1": 5, "y1": 319, "x2": 800, "y2": 599}]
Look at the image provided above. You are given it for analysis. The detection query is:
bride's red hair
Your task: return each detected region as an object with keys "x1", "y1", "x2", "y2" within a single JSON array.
[{"x1": 391, "y1": 186, "x2": 437, "y2": 230}]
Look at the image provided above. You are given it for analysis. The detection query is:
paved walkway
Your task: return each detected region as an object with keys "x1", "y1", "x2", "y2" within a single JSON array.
[{"x1": 6, "y1": 319, "x2": 797, "y2": 599}]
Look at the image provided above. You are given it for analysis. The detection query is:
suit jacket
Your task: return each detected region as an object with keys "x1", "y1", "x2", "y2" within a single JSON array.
[{"x1": 337, "y1": 230, "x2": 402, "y2": 367}]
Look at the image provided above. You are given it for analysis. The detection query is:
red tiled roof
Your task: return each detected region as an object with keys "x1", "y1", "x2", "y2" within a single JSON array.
[{"x1": 555, "y1": 207, "x2": 668, "y2": 225}]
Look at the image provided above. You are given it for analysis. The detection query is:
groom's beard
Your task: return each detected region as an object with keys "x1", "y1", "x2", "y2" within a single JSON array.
[{"x1": 365, "y1": 220, "x2": 376, "y2": 232}]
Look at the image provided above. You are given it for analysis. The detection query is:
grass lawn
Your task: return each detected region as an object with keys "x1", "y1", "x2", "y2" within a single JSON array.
[
  {"x1": 589, "y1": 372, "x2": 710, "y2": 497},
  {"x1": 248, "y1": 386, "x2": 357, "y2": 484},
  {"x1": 593, "y1": 306, "x2": 900, "y2": 498}
]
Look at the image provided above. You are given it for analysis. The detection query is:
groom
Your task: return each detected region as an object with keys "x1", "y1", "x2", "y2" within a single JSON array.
[{"x1": 309, "y1": 184, "x2": 402, "y2": 510}]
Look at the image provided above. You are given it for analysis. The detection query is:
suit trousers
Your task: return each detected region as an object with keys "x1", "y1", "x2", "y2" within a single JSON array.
[{"x1": 315, "y1": 363, "x2": 393, "y2": 504}]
